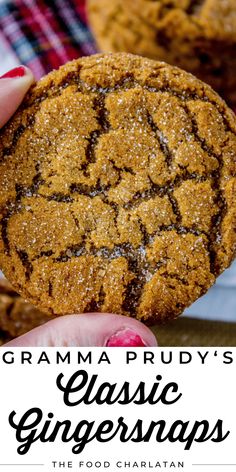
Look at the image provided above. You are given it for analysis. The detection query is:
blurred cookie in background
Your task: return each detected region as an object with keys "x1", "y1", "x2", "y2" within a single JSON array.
[
  {"x1": 88, "y1": 0, "x2": 236, "y2": 107},
  {"x1": 0, "y1": 276, "x2": 53, "y2": 343},
  {"x1": 0, "y1": 276, "x2": 16, "y2": 295}
]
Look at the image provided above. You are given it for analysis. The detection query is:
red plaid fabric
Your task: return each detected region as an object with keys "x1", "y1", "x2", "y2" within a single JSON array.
[{"x1": 0, "y1": 0, "x2": 97, "y2": 79}]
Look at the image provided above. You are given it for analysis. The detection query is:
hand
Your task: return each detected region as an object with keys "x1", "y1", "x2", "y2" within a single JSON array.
[
  {"x1": 0, "y1": 66, "x2": 157, "y2": 348},
  {"x1": 0, "y1": 66, "x2": 34, "y2": 127}
]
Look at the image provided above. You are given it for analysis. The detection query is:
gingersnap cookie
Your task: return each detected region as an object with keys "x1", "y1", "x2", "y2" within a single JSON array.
[
  {"x1": 0, "y1": 292, "x2": 52, "y2": 338},
  {"x1": 88, "y1": 0, "x2": 236, "y2": 107},
  {"x1": 0, "y1": 275, "x2": 52, "y2": 338},
  {"x1": 0, "y1": 53, "x2": 235, "y2": 322},
  {"x1": 0, "y1": 274, "x2": 15, "y2": 295}
]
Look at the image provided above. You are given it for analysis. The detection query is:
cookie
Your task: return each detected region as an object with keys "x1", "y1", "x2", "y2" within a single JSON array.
[
  {"x1": 0, "y1": 53, "x2": 235, "y2": 322},
  {"x1": 88, "y1": 0, "x2": 236, "y2": 107},
  {"x1": 0, "y1": 275, "x2": 51, "y2": 338},
  {"x1": 0, "y1": 274, "x2": 16, "y2": 295},
  {"x1": 0, "y1": 292, "x2": 52, "y2": 338}
]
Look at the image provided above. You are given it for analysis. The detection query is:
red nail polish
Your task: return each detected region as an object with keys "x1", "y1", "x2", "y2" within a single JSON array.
[
  {"x1": 0, "y1": 66, "x2": 26, "y2": 79},
  {"x1": 106, "y1": 328, "x2": 147, "y2": 347}
]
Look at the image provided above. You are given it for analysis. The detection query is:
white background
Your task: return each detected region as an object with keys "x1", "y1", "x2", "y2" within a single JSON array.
[{"x1": 0, "y1": 348, "x2": 235, "y2": 472}]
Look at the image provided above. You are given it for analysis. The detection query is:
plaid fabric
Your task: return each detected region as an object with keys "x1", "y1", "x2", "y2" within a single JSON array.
[{"x1": 0, "y1": 0, "x2": 97, "y2": 79}]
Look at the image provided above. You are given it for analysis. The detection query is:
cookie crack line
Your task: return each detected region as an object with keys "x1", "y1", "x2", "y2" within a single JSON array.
[
  {"x1": 0, "y1": 54, "x2": 235, "y2": 321},
  {"x1": 14, "y1": 224, "x2": 207, "y2": 264},
  {"x1": 182, "y1": 104, "x2": 227, "y2": 274},
  {"x1": 186, "y1": 0, "x2": 205, "y2": 15},
  {"x1": 16, "y1": 249, "x2": 33, "y2": 281},
  {"x1": 0, "y1": 119, "x2": 34, "y2": 164},
  {"x1": 0, "y1": 165, "x2": 223, "y2": 279},
  {"x1": 146, "y1": 111, "x2": 173, "y2": 168},
  {"x1": 0, "y1": 154, "x2": 227, "y2": 285},
  {"x1": 82, "y1": 94, "x2": 111, "y2": 175},
  {"x1": 168, "y1": 192, "x2": 182, "y2": 225},
  {"x1": 1, "y1": 70, "x2": 235, "y2": 162},
  {"x1": 2, "y1": 218, "x2": 210, "y2": 314},
  {"x1": 123, "y1": 172, "x2": 216, "y2": 210},
  {"x1": 1, "y1": 182, "x2": 209, "y2": 262}
]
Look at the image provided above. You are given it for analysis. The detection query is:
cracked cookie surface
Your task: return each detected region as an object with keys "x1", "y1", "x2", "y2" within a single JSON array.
[
  {"x1": 0, "y1": 53, "x2": 235, "y2": 322},
  {"x1": 88, "y1": 0, "x2": 236, "y2": 106}
]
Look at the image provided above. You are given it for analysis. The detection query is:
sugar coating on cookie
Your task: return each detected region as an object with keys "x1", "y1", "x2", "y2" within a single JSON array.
[
  {"x1": 88, "y1": 0, "x2": 236, "y2": 106},
  {"x1": 0, "y1": 53, "x2": 235, "y2": 322}
]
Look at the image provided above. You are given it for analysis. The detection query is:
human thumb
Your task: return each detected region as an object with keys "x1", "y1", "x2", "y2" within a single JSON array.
[
  {"x1": 4, "y1": 313, "x2": 158, "y2": 347},
  {"x1": 0, "y1": 66, "x2": 34, "y2": 128}
]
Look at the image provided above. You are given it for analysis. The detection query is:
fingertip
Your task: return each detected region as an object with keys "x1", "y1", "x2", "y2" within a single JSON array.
[
  {"x1": 101, "y1": 314, "x2": 158, "y2": 347},
  {"x1": 0, "y1": 65, "x2": 35, "y2": 128},
  {"x1": 0, "y1": 65, "x2": 32, "y2": 81},
  {"x1": 3, "y1": 313, "x2": 158, "y2": 348}
]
